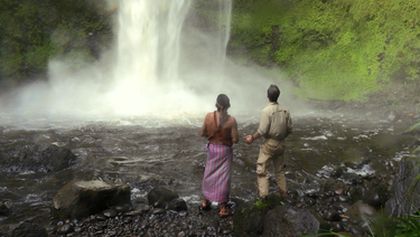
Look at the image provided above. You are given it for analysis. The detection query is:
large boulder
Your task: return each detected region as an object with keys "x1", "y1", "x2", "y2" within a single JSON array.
[
  {"x1": 233, "y1": 194, "x2": 318, "y2": 237},
  {"x1": 263, "y1": 206, "x2": 319, "y2": 237},
  {"x1": 385, "y1": 157, "x2": 420, "y2": 217},
  {"x1": 233, "y1": 205, "x2": 266, "y2": 237},
  {"x1": 11, "y1": 222, "x2": 47, "y2": 237},
  {"x1": 53, "y1": 180, "x2": 131, "y2": 219},
  {"x1": 147, "y1": 187, "x2": 187, "y2": 211},
  {"x1": 233, "y1": 202, "x2": 319, "y2": 237}
]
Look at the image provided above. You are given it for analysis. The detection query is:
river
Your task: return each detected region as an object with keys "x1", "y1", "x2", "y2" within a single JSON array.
[{"x1": 0, "y1": 113, "x2": 413, "y2": 234}]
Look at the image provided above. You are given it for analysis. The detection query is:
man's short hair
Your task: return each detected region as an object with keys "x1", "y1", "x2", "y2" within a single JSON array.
[{"x1": 267, "y1": 84, "x2": 280, "y2": 102}]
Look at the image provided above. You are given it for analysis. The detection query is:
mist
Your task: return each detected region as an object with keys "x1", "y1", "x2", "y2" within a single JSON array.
[{"x1": 0, "y1": 0, "x2": 309, "y2": 128}]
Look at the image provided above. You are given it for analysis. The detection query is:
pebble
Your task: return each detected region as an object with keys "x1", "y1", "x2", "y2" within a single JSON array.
[
  {"x1": 104, "y1": 209, "x2": 117, "y2": 218},
  {"x1": 96, "y1": 215, "x2": 107, "y2": 221},
  {"x1": 107, "y1": 230, "x2": 117, "y2": 236},
  {"x1": 152, "y1": 208, "x2": 165, "y2": 215},
  {"x1": 56, "y1": 223, "x2": 74, "y2": 235}
]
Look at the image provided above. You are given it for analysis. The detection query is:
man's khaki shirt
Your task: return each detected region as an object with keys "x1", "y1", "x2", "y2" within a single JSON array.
[{"x1": 257, "y1": 102, "x2": 292, "y2": 141}]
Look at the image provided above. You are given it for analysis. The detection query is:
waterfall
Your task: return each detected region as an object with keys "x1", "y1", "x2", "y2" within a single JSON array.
[
  {"x1": 107, "y1": 0, "x2": 233, "y2": 116},
  {"x1": 218, "y1": 0, "x2": 232, "y2": 66}
]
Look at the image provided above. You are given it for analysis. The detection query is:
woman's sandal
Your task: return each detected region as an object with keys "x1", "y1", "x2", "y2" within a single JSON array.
[
  {"x1": 199, "y1": 199, "x2": 211, "y2": 211},
  {"x1": 218, "y1": 205, "x2": 231, "y2": 218}
]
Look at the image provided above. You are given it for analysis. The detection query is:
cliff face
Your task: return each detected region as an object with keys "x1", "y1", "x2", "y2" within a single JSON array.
[{"x1": 229, "y1": 0, "x2": 419, "y2": 101}]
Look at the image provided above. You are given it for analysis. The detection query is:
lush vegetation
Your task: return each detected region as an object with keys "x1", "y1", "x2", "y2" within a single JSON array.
[
  {"x1": 230, "y1": 0, "x2": 419, "y2": 101},
  {"x1": 0, "y1": 0, "x2": 111, "y2": 84}
]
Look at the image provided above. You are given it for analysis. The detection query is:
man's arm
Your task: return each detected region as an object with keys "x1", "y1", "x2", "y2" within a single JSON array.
[
  {"x1": 257, "y1": 110, "x2": 270, "y2": 137},
  {"x1": 286, "y1": 111, "x2": 292, "y2": 137},
  {"x1": 244, "y1": 111, "x2": 269, "y2": 144}
]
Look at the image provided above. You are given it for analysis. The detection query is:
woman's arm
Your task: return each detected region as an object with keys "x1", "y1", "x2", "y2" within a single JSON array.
[
  {"x1": 231, "y1": 118, "x2": 239, "y2": 144},
  {"x1": 200, "y1": 114, "x2": 209, "y2": 137}
]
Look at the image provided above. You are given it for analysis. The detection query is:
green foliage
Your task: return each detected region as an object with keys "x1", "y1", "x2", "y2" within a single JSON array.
[
  {"x1": 0, "y1": 0, "x2": 111, "y2": 81},
  {"x1": 231, "y1": 0, "x2": 420, "y2": 101},
  {"x1": 304, "y1": 232, "x2": 350, "y2": 237},
  {"x1": 369, "y1": 211, "x2": 420, "y2": 237},
  {"x1": 394, "y1": 213, "x2": 420, "y2": 237}
]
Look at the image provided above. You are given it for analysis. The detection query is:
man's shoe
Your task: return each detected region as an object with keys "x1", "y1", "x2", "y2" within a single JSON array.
[{"x1": 255, "y1": 196, "x2": 268, "y2": 208}]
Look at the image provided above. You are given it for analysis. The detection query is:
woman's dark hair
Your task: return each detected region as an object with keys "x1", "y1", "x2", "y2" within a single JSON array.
[
  {"x1": 267, "y1": 84, "x2": 280, "y2": 102},
  {"x1": 215, "y1": 94, "x2": 230, "y2": 128},
  {"x1": 216, "y1": 94, "x2": 230, "y2": 111}
]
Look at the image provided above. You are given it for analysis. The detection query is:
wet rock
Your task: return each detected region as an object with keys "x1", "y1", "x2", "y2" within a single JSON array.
[
  {"x1": 125, "y1": 204, "x2": 150, "y2": 216},
  {"x1": 107, "y1": 230, "x2": 117, "y2": 236},
  {"x1": 56, "y1": 223, "x2": 74, "y2": 235},
  {"x1": 263, "y1": 206, "x2": 319, "y2": 237},
  {"x1": 233, "y1": 206, "x2": 265, "y2": 237},
  {"x1": 364, "y1": 182, "x2": 389, "y2": 208},
  {"x1": 0, "y1": 202, "x2": 10, "y2": 216},
  {"x1": 322, "y1": 209, "x2": 341, "y2": 222},
  {"x1": 115, "y1": 205, "x2": 131, "y2": 213},
  {"x1": 53, "y1": 180, "x2": 131, "y2": 219},
  {"x1": 11, "y1": 222, "x2": 48, "y2": 237},
  {"x1": 103, "y1": 209, "x2": 117, "y2": 218},
  {"x1": 168, "y1": 198, "x2": 188, "y2": 212},
  {"x1": 385, "y1": 157, "x2": 420, "y2": 216},
  {"x1": 147, "y1": 187, "x2": 179, "y2": 209},
  {"x1": 152, "y1": 208, "x2": 165, "y2": 215},
  {"x1": 334, "y1": 187, "x2": 344, "y2": 195},
  {"x1": 0, "y1": 144, "x2": 77, "y2": 174},
  {"x1": 347, "y1": 186, "x2": 366, "y2": 202},
  {"x1": 346, "y1": 200, "x2": 375, "y2": 220},
  {"x1": 95, "y1": 214, "x2": 107, "y2": 221},
  {"x1": 41, "y1": 145, "x2": 77, "y2": 172}
]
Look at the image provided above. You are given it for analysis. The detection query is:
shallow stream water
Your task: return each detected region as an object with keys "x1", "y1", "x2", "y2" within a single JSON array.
[{"x1": 0, "y1": 114, "x2": 413, "y2": 233}]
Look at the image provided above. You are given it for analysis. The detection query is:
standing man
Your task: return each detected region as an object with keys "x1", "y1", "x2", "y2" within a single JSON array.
[{"x1": 244, "y1": 84, "x2": 292, "y2": 199}]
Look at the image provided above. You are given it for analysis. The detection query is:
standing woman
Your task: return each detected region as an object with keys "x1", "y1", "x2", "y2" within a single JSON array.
[{"x1": 200, "y1": 94, "x2": 239, "y2": 217}]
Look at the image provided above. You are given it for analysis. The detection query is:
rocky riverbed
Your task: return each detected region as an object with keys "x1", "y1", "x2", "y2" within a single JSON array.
[{"x1": 0, "y1": 113, "x2": 417, "y2": 236}]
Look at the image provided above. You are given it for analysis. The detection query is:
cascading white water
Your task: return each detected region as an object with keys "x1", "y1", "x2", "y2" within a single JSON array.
[
  {"x1": 107, "y1": 0, "x2": 191, "y2": 115},
  {"x1": 218, "y1": 0, "x2": 232, "y2": 66},
  {"x1": 114, "y1": 0, "x2": 191, "y2": 85},
  {"x1": 106, "y1": 0, "x2": 233, "y2": 116}
]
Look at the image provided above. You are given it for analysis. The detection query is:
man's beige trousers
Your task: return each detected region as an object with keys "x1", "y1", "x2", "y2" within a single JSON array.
[{"x1": 256, "y1": 139, "x2": 287, "y2": 197}]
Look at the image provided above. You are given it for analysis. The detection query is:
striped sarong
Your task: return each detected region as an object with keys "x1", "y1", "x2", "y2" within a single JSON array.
[{"x1": 202, "y1": 143, "x2": 233, "y2": 203}]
